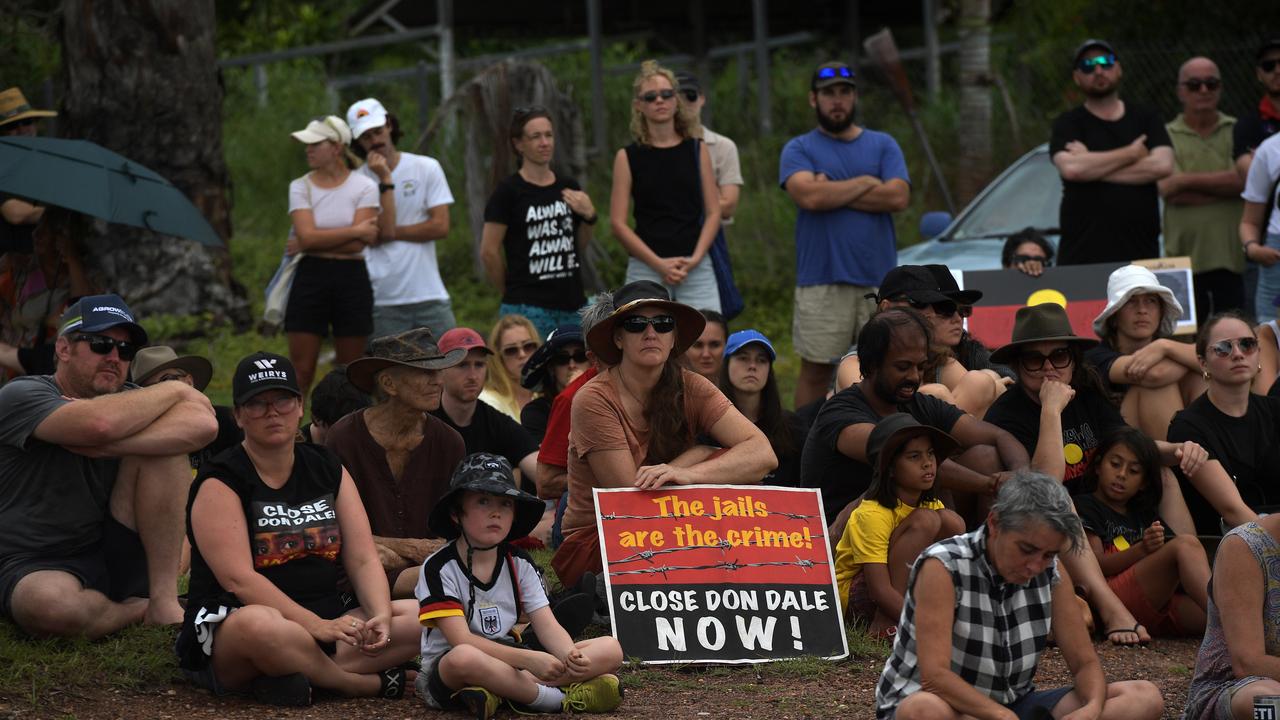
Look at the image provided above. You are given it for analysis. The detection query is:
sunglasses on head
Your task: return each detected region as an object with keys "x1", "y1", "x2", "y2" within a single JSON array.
[
  {"x1": 1181, "y1": 77, "x2": 1221, "y2": 92},
  {"x1": 816, "y1": 66, "x2": 854, "y2": 80},
  {"x1": 1020, "y1": 347, "x2": 1073, "y2": 372},
  {"x1": 501, "y1": 341, "x2": 539, "y2": 358},
  {"x1": 639, "y1": 89, "x2": 676, "y2": 103},
  {"x1": 241, "y1": 394, "x2": 300, "y2": 418},
  {"x1": 1207, "y1": 337, "x2": 1260, "y2": 357},
  {"x1": 71, "y1": 333, "x2": 139, "y2": 361},
  {"x1": 1077, "y1": 55, "x2": 1117, "y2": 74},
  {"x1": 551, "y1": 350, "x2": 589, "y2": 366},
  {"x1": 1260, "y1": 59, "x2": 1280, "y2": 73},
  {"x1": 620, "y1": 315, "x2": 676, "y2": 334}
]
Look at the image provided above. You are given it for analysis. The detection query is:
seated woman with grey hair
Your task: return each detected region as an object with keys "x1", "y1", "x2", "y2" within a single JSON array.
[{"x1": 876, "y1": 471, "x2": 1163, "y2": 720}]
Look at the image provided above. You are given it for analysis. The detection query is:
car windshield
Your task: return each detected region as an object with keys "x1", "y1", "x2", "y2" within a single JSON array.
[{"x1": 951, "y1": 152, "x2": 1061, "y2": 241}]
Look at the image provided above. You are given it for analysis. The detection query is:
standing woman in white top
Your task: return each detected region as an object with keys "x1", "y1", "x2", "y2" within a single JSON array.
[
  {"x1": 285, "y1": 116, "x2": 380, "y2": 398},
  {"x1": 1241, "y1": 132, "x2": 1280, "y2": 325}
]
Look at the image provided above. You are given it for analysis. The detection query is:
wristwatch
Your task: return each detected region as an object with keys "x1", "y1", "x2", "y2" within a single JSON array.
[
  {"x1": 378, "y1": 183, "x2": 395, "y2": 193},
  {"x1": 581, "y1": 213, "x2": 598, "y2": 225}
]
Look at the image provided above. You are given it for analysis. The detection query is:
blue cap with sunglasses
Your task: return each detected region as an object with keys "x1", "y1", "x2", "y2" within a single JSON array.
[
  {"x1": 812, "y1": 61, "x2": 856, "y2": 90},
  {"x1": 521, "y1": 324, "x2": 585, "y2": 390},
  {"x1": 59, "y1": 293, "x2": 148, "y2": 347},
  {"x1": 725, "y1": 329, "x2": 776, "y2": 361},
  {"x1": 1072, "y1": 39, "x2": 1116, "y2": 68}
]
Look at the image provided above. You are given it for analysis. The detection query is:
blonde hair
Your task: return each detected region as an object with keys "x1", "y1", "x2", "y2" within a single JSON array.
[
  {"x1": 484, "y1": 314, "x2": 543, "y2": 401},
  {"x1": 629, "y1": 60, "x2": 698, "y2": 146}
]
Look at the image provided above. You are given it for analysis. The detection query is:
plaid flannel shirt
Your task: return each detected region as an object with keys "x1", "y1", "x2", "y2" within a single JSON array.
[{"x1": 875, "y1": 525, "x2": 1057, "y2": 718}]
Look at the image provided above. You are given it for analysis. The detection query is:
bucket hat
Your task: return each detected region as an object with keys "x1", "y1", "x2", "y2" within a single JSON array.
[
  {"x1": 428, "y1": 453, "x2": 545, "y2": 541},
  {"x1": 989, "y1": 303, "x2": 1098, "y2": 365},
  {"x1": 347, "y1": 327, "x2": 466, "y2": 393},
  {"x1": 1091, "y1": 265, "x2": 1183, "y2": 338},
  {"x1": 585, "y1": 281, "x2": 705, "y2": 366},
  {"x1": 130, "y1": 346, "x2": 213, "y2": 390}
]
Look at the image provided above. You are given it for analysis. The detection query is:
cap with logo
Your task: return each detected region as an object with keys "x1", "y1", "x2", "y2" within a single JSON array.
[
  {"x1": 346, "y1": 98, "x2": 389, "y2": 140},
  {"x1": 59, "y1": 293, "x2": 148, "y2": 346},
  {"x1": 438, "y1": 327, "x2": 492, "y2": 356},
  {"x1": 233, "y1": 351, "x2": 301, "y2": 405}
]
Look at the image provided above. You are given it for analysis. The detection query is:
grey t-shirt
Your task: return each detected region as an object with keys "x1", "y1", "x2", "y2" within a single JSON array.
[{"x1": 0, "y1": 375, "x2": 122, "y2": 561}]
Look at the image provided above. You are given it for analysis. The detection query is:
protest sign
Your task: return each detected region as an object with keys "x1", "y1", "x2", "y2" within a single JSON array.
[{"x1": 593, "y1": 485, "x2": 847, "y2": 664}]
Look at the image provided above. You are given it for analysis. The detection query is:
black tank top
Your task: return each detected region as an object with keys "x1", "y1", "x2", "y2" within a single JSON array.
[{"x1": 625, "y1": 138, "x2": 702, "y2": 258}]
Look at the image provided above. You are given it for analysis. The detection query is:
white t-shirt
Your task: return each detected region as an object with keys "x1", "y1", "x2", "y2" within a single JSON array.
[
  {"x1": 287, "y1": 172, "x2": 379, "y2": 232},
  {"x1": 1243, "y1": 132, "x2": 1280, "y2": 236},
  {"x1": 357, "y1": 152, "x2": 455, "y2": 305},
  {"x1": 704, "y1": 127, "x2": 742, "y2": 226}
]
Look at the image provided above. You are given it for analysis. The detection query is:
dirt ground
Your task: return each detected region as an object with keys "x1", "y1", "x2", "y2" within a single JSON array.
[{"x1": 0, "y1": 637, "x2": 1201, "y2": 720}]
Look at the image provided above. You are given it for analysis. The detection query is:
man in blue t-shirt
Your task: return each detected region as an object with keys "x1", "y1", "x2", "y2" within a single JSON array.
[{"x1": 779, "y1": 61, "x2": 911, "y2": 407}]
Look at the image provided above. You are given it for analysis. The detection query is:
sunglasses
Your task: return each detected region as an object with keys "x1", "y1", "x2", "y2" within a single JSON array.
[
  {"x1": 1020, "y1": 347, "x2": 1073, "y2": 372},
  {"x1": 71, "y1": 333, "x2": 140, "y2": 361},
  {"x1": 639, "y1": 89, "x2": 676, "y2": 103},
  {"x1": 1207, "y1": 337, "x2": 1260, "y2": 357},
  {"x1": 513, "y1": 104, "x2": 549, "y2": 117},
  {"x1": 905, "y1": 298, "x2": 959, "y2": 318},
  {"x1": 1012, "y1": 254, "x2": 1052, "y2": 267},
  {"x1": 956, "y1": 305, "x2": 974, "y2": 319},
  {"x1": 1077, "y1": 55, "x2": 1117, "y2": 74},
  {"x1": 1260, "y1": 59, "x2": 1280, "y2": 73},
  {"x1": 241, "y1": 394, "x2": 300, "y2": 418},
  {"x1": 815, "y1": 66, "x2": 854, "y2": 80},
  {"x1": 551, "y1": 350, "x2": 589, "y2": 366},
  {"x1": 1181, "y1": 77, "x2": 1221, "y2": 92},
  {"x1": 501, "y1": 341, "x2": 539, "y2": 358},
  {"x1": 679, "y1": 89, "x2": 699, "y2": 103},
  {"x1": 619, "y1": 315, "x2": 676, "y2": 334}
]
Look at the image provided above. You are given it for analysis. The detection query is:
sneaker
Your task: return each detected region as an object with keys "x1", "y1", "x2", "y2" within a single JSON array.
[
  {"x1": 453, "y1": 686, "x2": 501, "y2": 720},
  {"x1": 561, "y1": 674, "x2": 622, "y2": 713}
]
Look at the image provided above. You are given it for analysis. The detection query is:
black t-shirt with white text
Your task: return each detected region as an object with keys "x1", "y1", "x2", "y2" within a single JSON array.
[
  {"x1": 483, "y1": 173, "x2": 585, "y2": 310},
  {"x1": 1050, "y1": 104, "x2": 1171, "y2": 264}
]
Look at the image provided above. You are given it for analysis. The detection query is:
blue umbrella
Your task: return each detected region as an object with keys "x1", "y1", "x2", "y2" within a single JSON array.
[{"x1": 0, "y1": 136, "x2": 223, "y2": 246}]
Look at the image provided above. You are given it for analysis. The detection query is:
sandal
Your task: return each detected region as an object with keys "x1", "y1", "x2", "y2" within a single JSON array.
[
  {"x1": 378, "y1": 666, "x2": 406, "y2": 699},
  {"x1": 250, "y1": 672, "x2": 312, "y2": 706},
  {"x1": 1104, "y1": 623, "x2": 1150, "y2": 647}
]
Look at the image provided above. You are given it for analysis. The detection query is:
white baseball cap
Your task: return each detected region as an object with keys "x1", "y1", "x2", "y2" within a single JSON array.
[{"x1": 346, "y1": 98, "x2": 389, "y2": 139}]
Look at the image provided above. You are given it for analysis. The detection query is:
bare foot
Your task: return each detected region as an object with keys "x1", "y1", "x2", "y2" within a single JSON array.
[{"x1": 143, "y1": 598, "x2": 184, "y2": 626}]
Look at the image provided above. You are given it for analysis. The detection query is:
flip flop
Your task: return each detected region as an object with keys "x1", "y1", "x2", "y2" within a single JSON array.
[{"x1": 1104, "y1": 623, "x2": 1150, "y2": 647}]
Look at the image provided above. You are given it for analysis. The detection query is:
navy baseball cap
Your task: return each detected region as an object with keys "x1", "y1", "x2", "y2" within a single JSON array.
[
  {"x1": 725, "y1": 329, "x2": 776, "y2": 361},
  {"x1": 58, "y1": 293, "x2": 148, "y2": 346},
  {"x1": 232, "y1": 351, "x2": 301, "y2": 405}
]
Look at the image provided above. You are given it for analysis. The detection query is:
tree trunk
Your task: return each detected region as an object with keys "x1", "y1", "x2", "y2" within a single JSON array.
[
  {"x1": 59, "y1": 0, "x2": 248, "y2": 328},
  {"x1": 956, "y1": 0, "x2": 992, "y2": 205}
]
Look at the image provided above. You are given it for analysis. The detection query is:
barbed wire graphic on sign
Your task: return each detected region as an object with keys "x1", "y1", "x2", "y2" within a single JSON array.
[
  {"x1": 610, "y1": 535, "x2": 827, "y2": 566},
  {"x1": 598, "y1": 509, "x2": 820, "y2": 522},
  {"x1": 608, "y1": 557, "x2": 827, "y2": 579}
]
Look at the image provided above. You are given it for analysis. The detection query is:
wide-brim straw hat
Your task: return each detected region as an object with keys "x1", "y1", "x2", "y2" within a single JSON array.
[
  {"x1": 867, "y1": 413, "x2": 961, "y2": 485},
  {"x1": 347, "y1": 327, "x2": 466, "y2": 393},
  {"x1": 427, "y1": 453, "x2": 545, "y2": 541},
  {"x1": 989, "y1": 302, "x2": 1098, "y2": 365},
  {"x1": 129, "y1": 346, "x2": 213, "y2": 391},
  {"x1": 585, "y1": 281, "x2": 705, "y2": 366},
  {"x1": 0, "y1": 87, "x2": 56, "y2": 129},
  {"x1": 1091, "y1": 265, "x2": 1183, "y2": 338}
]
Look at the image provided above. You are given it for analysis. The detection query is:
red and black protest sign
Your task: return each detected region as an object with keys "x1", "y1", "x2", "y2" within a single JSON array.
[{"x1": 593, "y1": 485, "x2": 847, "y2": 664}]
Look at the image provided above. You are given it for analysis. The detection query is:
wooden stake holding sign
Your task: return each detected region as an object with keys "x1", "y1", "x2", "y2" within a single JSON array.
[{"x1": 593, "y1": 485, "x2": 848, "y2": 664}]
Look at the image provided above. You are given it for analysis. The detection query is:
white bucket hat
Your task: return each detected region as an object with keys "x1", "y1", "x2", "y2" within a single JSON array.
[
  {"x1": 1092, "y1": 265, "x2": 1183, "y2": 338},
  {"x1": 290, "y1": 115, "x2": 352, "y2": 146}
]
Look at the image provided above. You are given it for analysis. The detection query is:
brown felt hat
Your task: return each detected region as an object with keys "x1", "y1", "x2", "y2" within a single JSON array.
[
  {"x1": 585, "y1": 281, "x2": 705, "y2": 366},
  {"x1": 346, "y1": 327, "x2": 466, "y2": 393},
  {"x1": 989, "y1": 303, "x2": 1097, "y2": 365},
  {"x1": 0, "y1": 88, "x2": 56, "y2": 129}
]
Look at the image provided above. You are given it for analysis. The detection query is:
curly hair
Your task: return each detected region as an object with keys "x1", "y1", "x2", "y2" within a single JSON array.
[{"x1": 629, "y1": 60, "x2": 698, "y2": 145}]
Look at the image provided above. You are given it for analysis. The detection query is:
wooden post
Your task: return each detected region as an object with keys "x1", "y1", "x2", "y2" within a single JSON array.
[
  {"x1": 587, "y1": 0, "x2": 606, "y2": 156},
  {"x1": 417, "y1": 60, "x2": 431, "y2": 136},
  {"x1": 254, "y1": 64, "x2": 268, "y2": 107},
  {"x1": 437, "y1": 0, "x2": 455, "y2": 138},
  {"x1": 751, "y1": 0, "x2": 771, "y2": 135},
  {"x1": 923, "y1": 0, "x2": 941, "y2": 103}
]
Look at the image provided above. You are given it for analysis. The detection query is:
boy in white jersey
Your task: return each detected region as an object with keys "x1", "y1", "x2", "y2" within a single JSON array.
[{"x1": 415, "y1": 453, "x2": 623, "y2": 718}]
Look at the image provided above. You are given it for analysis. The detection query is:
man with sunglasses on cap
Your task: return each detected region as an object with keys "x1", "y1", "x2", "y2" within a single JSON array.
[
  {"x1": 346, "y1": 97, "x2": 457, "y2": 338},
  {"x1": 781, "y1": 61, "x2": 911, "y2": 408},
  {"x1": 1051, "y1": 39, "x2": 1173, "y2": 266},
  {"x1": 0, "y1": 294, "x2": 217, "y2": 638},
  {"x1": 1159, "y1": 57, "x2": 1245, "y2": 324}
]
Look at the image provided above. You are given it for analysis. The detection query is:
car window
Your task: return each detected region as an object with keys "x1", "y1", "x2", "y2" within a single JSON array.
[{"x1": 952, "y1": 153, "x2": 1062, "y2": 241}]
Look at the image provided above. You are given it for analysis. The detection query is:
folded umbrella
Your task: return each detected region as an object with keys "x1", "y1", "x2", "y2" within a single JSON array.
[{"x1": 0, "y1": 136, "x2": 223, "y2": 246}]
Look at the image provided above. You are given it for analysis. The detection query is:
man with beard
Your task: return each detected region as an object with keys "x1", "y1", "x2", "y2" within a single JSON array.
[
  {"x1": 347, "y1": 97, "x2": 456, "y2": 337},
  {"x1": 780, "y1": 61, "x2": 910, "y2": 407},
  {"x1": 1051, "y1": 40, "x2": 1173, "y2": 265},
  {"x1": 0, "y1": 294, "x2": 217, "y2": 637},
  {"x1": 799, "y1": 308, "x2": 1028, "y2": 531}
]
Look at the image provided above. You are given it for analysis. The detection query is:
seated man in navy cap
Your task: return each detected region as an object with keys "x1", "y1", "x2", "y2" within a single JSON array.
[{"x1": 0, "y1": 293, "x2": 218, "y2": 638}]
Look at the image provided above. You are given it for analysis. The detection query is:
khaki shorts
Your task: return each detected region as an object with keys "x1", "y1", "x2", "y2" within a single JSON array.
[{"x1": 793, "y1": 284, "x2": 878, "y2": 364}]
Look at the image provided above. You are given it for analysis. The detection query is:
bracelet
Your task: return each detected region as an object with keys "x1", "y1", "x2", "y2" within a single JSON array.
[
  {"x1": 378, "y1": 183, "x2": 395, "y2": 193},
  {"x1": 580, "y1": 213, "x2": 598, "y2": 226}
]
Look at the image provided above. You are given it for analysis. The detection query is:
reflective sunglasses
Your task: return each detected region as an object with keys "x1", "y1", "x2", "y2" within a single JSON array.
[
  {"x1": 1019, "y1": 347, "x2": 1073, "y2": 372},
  {"x1": 679, "y1": 89, "x2": 699, "y2": 103},
  {"x1": 71, "y1": 333, "x2": 140, "y2": 361},
  {"x1": 551, "y1": 350, "x2": 589, "y2": 366},
  {"x1": 1181, "y1": 77, "x2": 1221, "y2": 92},
  {"x1": 1207, "y1": 337, "x2": 1260, "y2": 357},
  {"x1": 1077, "y1": 55, "x2": 1117, "y2": 74},
  {"x1": 241, "y1": 394, "x2": 300, "y2": 418},
  {"x1": 619, "y1": 315, "x2": 676, "y2": 334},
  {"x1": 1260, "y1": 59, "x2": 1280, "y2": 73},
  {"x1": 639, "y1": 89, "x2": 676, "y2": 103},
  {"x1": 501, "y1": 341, "x2": 539, "y2": 358},
  {"x1": 815, "y1": 66, "x2": 854, "y2": 80},
  {"x1": 1012, "y1": 254, "x2": 1051, "y2": 267}
]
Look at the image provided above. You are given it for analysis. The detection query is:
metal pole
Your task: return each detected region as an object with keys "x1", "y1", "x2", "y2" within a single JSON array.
[
  {"x1": 437, "y1": 0, "x2": 455, "y2": 103},
  {"x1": 254, "y1": 64, "x2": 269, "y2": 107},
  {"x1": 923, "y1": 0, "x2": 941, "y2": 103},
  {"x1": 417, "y1": 60, "x2": 431, "y2": 135},
  {"x1": 751, "y1": 0, "x2": 771, "y2": 135},
  {"x1": 587, "y1": 0, "x2": 606, "y2": 156}
]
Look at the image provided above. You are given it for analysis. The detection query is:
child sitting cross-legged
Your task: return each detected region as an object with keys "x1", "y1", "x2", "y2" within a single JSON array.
[
  {"x1": 833, "y1": 414, "x2": 966, "y2": 638},
  {"x1": 415, "y1": 453, "x2": 624, "y2": 719}
]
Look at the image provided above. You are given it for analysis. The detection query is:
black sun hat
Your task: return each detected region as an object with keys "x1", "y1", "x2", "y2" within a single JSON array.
[
  {"x1": 585, "y1": 281, "x2": 705, "y2": 366},
  {"x1": 988, "y1": 303, "x2": 1098, "y2": 365},
  {"x1": 428, "y1": 453, "x2": 545, "y2": 542}
]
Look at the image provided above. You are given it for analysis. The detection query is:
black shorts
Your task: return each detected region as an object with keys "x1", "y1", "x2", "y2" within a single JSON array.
[
  {"x1": 284, "y1": 256, "x2": 374, "y2": 338},
  {"x1": 0, "y1": 516, "x2": 149, "y2": 619}
]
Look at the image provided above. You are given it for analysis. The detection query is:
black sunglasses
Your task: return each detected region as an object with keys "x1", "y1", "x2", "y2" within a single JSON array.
[
  {"x1": 905, "y1": 298, "x2": 959, "y2": 318},
  {"x1": 956, "y1": 305, "x2": 974, "y2": 319},
  {"x1": 1181, "y1": 77, "x2": 1221, "y2": 92},
  {"x1": 501, "y1": 341, "x2": 539, "y2": 358},
  {"x1": 1012, "y1": 254, "x2": 1052, "y2": 267},
  {"x1": 620, "y1": 315, "x2": 676, "y2": 334},
  {"x1": 1077, "y1": 55, "x2": 1117, "y2": 74},
  {"x1": 639, "y1": 89, "x2": 676, "y2": 103},
  {"x1": 1207, "y1": 337, "x2": 1260, "y2": 357},
  {"x1": 1019, "y1": 347, "x2": 1073, "y2": 372},
  {"x1": 71, "y1": 333, "x2": 140, "y2": 361},
  {"x1": 1260, "y1": 59, "x2": 1280, "y2": 73},
  {"x1": 679, "y1": 88, "x2": 699, "y2": 103},
  {"x1": 551, "y1": 350, "x2": 589, "y2": 366}
]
